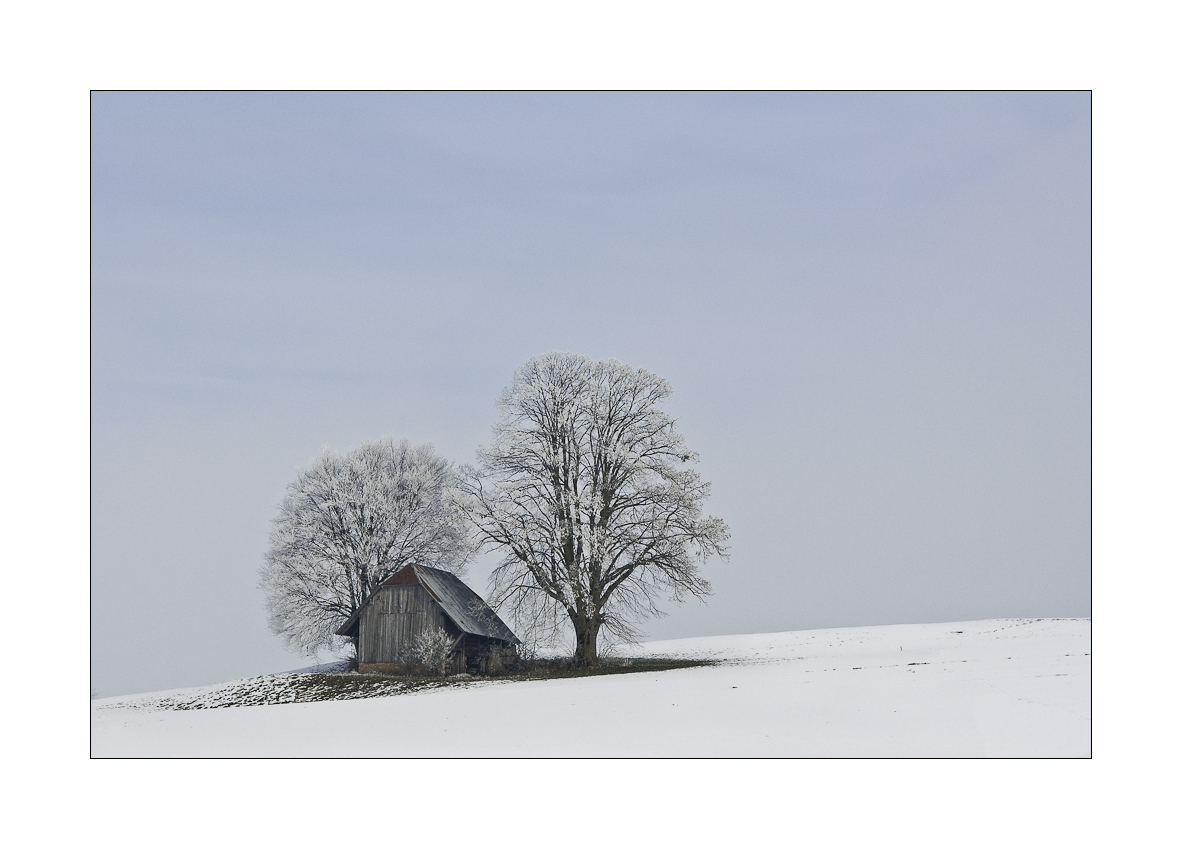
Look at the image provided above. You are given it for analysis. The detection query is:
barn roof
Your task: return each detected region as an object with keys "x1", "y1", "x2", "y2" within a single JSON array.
[
  {"x1": 415, "y1": 565, "x2": 521, "y2": 644},
  {"x1": 335, "y1": 565, "x2": 520, "y2": 644}
]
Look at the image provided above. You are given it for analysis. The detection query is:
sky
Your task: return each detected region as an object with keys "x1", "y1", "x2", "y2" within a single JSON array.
[{"x1": 91, "y1": 92, "x2": 1090, "y2": 698}]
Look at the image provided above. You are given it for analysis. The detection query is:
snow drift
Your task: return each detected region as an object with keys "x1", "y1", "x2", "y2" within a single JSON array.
[{"x1": 91, "y1": 617, "x2": 1089, "y2": 757}]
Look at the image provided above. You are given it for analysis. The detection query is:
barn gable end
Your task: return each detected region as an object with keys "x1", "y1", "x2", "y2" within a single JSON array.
[
  {"x1": 336, "y1": 564, "x2": 519, "y2": 675},
  {"x1": 356, "y1": 583, "x2": 455, "y2": 665}
]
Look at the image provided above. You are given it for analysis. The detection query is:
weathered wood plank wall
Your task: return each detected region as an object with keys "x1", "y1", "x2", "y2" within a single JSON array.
[{"x1": 358, "y1": 585, "x2": 457, "y2": 664}]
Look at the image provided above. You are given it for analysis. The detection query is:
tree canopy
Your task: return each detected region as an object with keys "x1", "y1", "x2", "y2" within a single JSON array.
[
  {"x1": 459, "y1": 352, "x2": 729, "y2": 665},
  {"x1": 261, "y1": 438, "x2": 473, "y2": 655}
]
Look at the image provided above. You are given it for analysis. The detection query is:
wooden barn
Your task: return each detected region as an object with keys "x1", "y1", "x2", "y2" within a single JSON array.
[{"x1": 336, "y1": 564, "x2": 520, "y2": 675}]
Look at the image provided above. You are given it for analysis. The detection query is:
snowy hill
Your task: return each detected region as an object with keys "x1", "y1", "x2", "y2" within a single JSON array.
[{"x1": 91, "y1": 617, "x2": 1089, "y2": 757}]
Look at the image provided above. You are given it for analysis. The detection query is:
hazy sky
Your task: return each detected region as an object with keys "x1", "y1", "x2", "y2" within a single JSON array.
[{"x1": 91, "y1": 92, "x2": 1090, "y2": 698}]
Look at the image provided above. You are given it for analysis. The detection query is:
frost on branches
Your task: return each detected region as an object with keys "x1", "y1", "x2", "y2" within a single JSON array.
[
  {"x1": 261, "y1": 438, "x2": 473, "y2": 656},
  {"x1": 459, "y1": 352, "x2": 730, "y2": 666},
  {"x1": 400, "y1": 627, "x2": 457, "y2": 675}
]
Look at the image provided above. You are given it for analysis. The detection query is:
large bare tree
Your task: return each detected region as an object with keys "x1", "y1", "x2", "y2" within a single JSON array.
[
  {"x1": 460, "y1": 352, "x2": 729, "y2": 665},
  {"x1": 261, "y1": 438, "x2": 473, "y2": 655}
]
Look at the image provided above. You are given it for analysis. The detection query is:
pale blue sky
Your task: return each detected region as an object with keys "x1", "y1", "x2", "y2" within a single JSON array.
[{"x1": 91, "y1": 92, "x2": 1089, "y2": 697}]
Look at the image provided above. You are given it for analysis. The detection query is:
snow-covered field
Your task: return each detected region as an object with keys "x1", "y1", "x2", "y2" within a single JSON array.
[{"x1": 92, "y1": 617, "x2": 1089, "y2": 757}]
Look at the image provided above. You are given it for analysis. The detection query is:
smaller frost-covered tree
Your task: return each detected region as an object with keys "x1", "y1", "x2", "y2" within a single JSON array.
[{"x1": 261, "y1": 438, "x2": 473, "y2": 656}]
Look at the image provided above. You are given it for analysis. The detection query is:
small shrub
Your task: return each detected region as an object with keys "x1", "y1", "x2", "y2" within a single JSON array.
[{"x1": 401, "y1": 627, "x2": 456, "y2": 674}]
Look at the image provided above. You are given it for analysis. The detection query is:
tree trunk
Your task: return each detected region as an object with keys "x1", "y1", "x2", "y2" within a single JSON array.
[{"x1": 573, "y1": 616, "x2": 600, "y2": 667}]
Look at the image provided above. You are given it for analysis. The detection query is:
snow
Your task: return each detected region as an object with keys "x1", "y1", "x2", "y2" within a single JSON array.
[{"x1": 91, "y1": 617, "x2": 1089, "y2": 757}]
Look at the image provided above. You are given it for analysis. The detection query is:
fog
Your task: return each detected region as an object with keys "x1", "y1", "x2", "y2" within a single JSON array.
[{"x1": 91, "y1": 92, "x2": 1089, "y2": 697}]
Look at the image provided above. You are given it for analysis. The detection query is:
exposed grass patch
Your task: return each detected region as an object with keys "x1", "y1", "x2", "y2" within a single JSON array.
[
  {"x1": 102, "y1": 657, "x2": 717, "y2": 711},
  {"x1": 513, "y1": 656, "x2": 715, "y2": 680}
]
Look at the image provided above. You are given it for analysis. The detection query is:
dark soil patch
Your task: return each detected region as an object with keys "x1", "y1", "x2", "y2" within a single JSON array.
[
  {"x1": 111, "y1": 657, "x2": 716, "y2": 711},
  {"x1": 513, "y1": 656, "x2": 715, "y2": 680}
]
